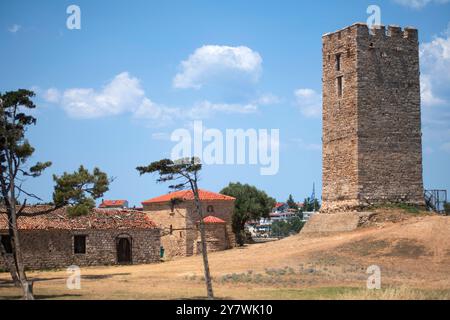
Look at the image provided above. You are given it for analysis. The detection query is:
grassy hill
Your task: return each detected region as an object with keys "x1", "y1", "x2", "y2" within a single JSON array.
[{"x1": 0, "y1": 208, "x2": 449, "y2": 300}]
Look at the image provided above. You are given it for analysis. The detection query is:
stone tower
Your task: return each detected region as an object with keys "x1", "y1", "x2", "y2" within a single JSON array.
[{"x1": 321, "y1": 23, "x2": 424, "y2": 212}]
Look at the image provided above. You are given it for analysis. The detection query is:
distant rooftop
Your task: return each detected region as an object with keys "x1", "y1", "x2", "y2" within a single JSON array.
[
  {"x1": 142, "y1": 189, "x2": 235, "y2": 204},
  {"x1": 99, "y1": 200, "x2": 128, "y2": 208}
]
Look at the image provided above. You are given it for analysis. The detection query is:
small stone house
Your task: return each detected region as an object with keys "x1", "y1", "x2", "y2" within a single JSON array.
[
  {"x1": 0, "y1": 206, "x2": 160, "y2": 271},
  {"x1": 142, "y1": 189, "x2": 235, "y2": 259}
]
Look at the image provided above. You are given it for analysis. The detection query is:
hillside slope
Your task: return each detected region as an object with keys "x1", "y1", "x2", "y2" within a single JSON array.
[{"x1": 0, "y1": 209, "x2": 449, "y2": 299}]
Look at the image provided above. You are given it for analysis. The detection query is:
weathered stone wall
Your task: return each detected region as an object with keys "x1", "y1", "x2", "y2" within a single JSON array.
[
  {"x1": 322, "y1": 24, "x2": 360, "y2": 211},
  {"x1": 0, "y1": 228, "x2": 160, "y2": 270},
  {"x1": 195, "y1": 224, "x2": 228, "y2": 254},
  {"x1": 322, "y1": 23, "x2": 424, "y2": 212},
  {"x1": 143, "y1": 203, "x2": 189, "y2": 258},
  {"x1": 144, "y1": 200, "x2": 235, "y2": 258}
]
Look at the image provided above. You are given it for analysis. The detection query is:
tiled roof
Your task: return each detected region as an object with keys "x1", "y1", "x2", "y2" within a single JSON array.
[
  {"x1": 275, "y1": 202, "x2": 285, "y2": 208},
  {"x1": 142, "y1": 189, "x2": 235, "y2": 204},
  {"x1": 0, "y1": 206, "x2": 157, "y2": 231},
  {"x1": 99, "y1": 200, "x2": 127, "y2": 208},
  {"x1": 202, "y1": 216, "x2": 226, "y2": 224}
]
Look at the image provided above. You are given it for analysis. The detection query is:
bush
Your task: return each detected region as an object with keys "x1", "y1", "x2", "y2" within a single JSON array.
[
  {"x1": 67, "y1": 202, "x2": 94, "y2": 217},
  {"x1": 444, "y1": 202, "x2": 450, "y2": 216}
]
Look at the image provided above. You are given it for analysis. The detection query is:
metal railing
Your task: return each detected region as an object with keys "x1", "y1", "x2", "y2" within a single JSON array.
[{"x1": 424, "y1": 189, "x2": 447, "y2": 214}]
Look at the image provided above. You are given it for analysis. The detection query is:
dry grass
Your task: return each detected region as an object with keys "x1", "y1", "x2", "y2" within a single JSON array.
[
  {"x1": 338, "y1": 286, "x2": 450, "y2": 300},
  {"x1": 0, "y1": 212, "x2": 449, "y2": 300}
]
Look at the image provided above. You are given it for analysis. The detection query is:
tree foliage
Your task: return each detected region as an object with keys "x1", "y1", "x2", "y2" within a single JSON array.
[
  {"x1": 270, "y1": 216, "x2": 305, "y2": 238},
  {"x1": 287, "y1": 194, "x2": 299, "y2": 210},
  {"x1": 0, "y1": 90, "x2": 52, "y2": 299},
  {"x1": 220, "y1": 182, "x2": 275, "y2": 246},
  {"x1": 302, "y1": 197, "x2": 321, "y2": 212},
  {"x1": 53, "y1": 166, "x2": 110, "y2": 216}
]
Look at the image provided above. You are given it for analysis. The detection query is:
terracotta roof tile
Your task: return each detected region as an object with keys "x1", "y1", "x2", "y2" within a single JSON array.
[
  {"x1": 202, "y1": 216, "x2": 226, "y2": 224},
  {"x1": 0, "y1": 206, "x2": 157, "y2": 231},
  {"x1": 142, "y1": 189, "x2": 235, "y2": 204},
  {"x1": 99, "y1": 200, "x2": 128, "y2": 208}
]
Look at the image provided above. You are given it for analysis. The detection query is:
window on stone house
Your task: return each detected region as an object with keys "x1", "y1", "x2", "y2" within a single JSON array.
[
  {"x1": 207, "y1": 205, "x2": 214, "y2": 213},
  {"x1": 337, "y1": 76, "x2": 343, "y2": 98},
  {"x1": 0, "y1": 235, "x2": 13, "y2": 254},
  {"x1": 336, "y1": 53, "x2": 341, "y2": 71},
  {"x1": 74, "y1": 235, "x2": 86, "y2": 254}
]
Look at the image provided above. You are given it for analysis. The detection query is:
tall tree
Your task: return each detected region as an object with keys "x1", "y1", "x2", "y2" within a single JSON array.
[
  {"x1": 0, "y1": 90, "x2": 52, "y2": 299},
  {"x1": 53, "y1": 165, "x2": 110, "y2": 216},
  {"x1": 136, "y1": 157, "x2": 215, "y2": 300},
  {"x1": 220, "y1": 182, "x2": 275, "y2": 246},
  {"x1": 303, "y1": 197, "x2": 321, "y2": 212},
  {"x1": 287, "y1": 194, "x2": 299, "y2": 210}
]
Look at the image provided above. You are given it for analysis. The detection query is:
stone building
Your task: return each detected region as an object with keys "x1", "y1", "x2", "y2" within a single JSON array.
[
  {"x1": 0, "y1": 206, "x2": 160, "y2": 270},
  {"x1": 142, "y1": 189, "x2": 235, "y2": 258},
  {"x1": 321, "y1": 23, "x2": 424, "y2": 212}
]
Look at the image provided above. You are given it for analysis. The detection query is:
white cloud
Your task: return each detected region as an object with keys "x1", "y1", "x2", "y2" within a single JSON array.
[
  {"x1": 8, "y1": 24, "x2": 21, "y2": 33},
  {"x1": 254, "y1": 93, "x2": 282, "y2": 106},
  {"x1": 294, "y1": 88, "x2": 322, "y2": 118},
  {"x1": 134, "y1": 98, "x2": 180, "y2": 125},
  {"x1": 45, "y1": 72, "x2": 263, "y2": 125},
  {"x1": 421, "y1": 75, "x2": 446, "y2": 107},
  {"x1": 43, "y1": 88, "x2": 61, "y2": 103},
  {"x1": 173, "y1": 45, "x2": 262, "y2": 89},
  {"x1": 187, "y1": 100, "x2": 258, "y2": 119},
  {"x1": 420, "y1": 24, "x2": 450, "y2": 107},
  {"x1": 61, "y1": 72, "x2": 145, "y2": 118},
  {"x1": 393, "y1": 0, "x2": 449, "y2": 9}
]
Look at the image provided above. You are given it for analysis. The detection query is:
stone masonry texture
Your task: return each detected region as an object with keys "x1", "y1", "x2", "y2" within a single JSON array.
[
  {"x1": 0, "y1": 229, "x2": 160, "y2": 271},
  {"x1": 143, "y1": 200, "x2": 235, "y2": 259},
  {"x1": 322, "y1": 23, "x2": 424, "y2": 212}
]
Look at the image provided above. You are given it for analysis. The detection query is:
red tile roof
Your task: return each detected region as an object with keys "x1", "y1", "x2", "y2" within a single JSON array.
[
  {"x1": 275, "y1": 202, "x2": 285, "y2": 208},
  {"x1": 142, "y1": 189, "x2": 235, "y2": 204},
  {"x1": 0, "y1": 206, "x2": 157, "y2": 231},
  {"x1": 202, "y1": 216, "x2": 226, "y2": 224},
  {"x1": 99, "y1": 200, "x2": 128, "y2": 208}
]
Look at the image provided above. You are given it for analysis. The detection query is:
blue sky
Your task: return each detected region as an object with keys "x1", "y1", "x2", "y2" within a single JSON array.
[{"x1": 1, "y1": 0, "x2": 450, "y2": 206}]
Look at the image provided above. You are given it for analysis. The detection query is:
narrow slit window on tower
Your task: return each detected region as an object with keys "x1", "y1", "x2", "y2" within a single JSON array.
[
  {"x1": 337, "y1": 76, "x2": 343, "y2": 98},
  {"x1": 336, "y1": 53, "x2": 341, "y2": 71}
]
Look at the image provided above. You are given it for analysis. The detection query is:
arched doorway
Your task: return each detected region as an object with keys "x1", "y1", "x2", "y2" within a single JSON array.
[{"x1": 116, "y1": 235, "x2": 132, "y2": 264}]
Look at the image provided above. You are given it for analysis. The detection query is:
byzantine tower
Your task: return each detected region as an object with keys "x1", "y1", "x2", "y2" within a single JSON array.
[{"x1": 321, "y1": 23, "x2": 424, "y2": 212}]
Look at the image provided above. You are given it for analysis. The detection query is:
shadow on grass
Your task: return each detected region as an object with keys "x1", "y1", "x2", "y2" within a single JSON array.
[
  {"x1": 1, "y1": 272, "x2": 131, "y2": 288},
  {"x1": 82, "y1": 273, "x2": 131, "y2": 280},
  {"x1": 1, "y1": 293, "x2": 83, "y2": 300},
  {"x1": 173, "y1": 296, "x2": 233, "y2": 300}
]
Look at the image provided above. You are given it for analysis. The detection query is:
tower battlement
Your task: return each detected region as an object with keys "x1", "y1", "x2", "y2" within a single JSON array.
[
  {"x1": 323, "y1": 23, "x2": 418, "y2": 41},
  {"x1": 321, "y1": 23, "x2": 424, "y2": 212}
]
